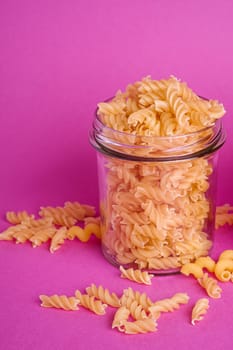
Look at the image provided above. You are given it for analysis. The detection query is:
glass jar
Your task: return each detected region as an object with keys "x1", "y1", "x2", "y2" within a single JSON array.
[{"x1": 90, "y1": 111, "x2": 226, "y2": 274}]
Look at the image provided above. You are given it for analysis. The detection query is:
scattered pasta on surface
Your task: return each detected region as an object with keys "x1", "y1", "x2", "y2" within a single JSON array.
[{"x1": 0, "y1": 201, "x2": 100, "y2": 252}]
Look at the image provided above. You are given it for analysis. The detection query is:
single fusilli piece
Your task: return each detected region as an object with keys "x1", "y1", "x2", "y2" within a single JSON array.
[
  {"x1": 6, "y1": 211, "x2": 34, "y2": 224},
  {"x1": 85, "y1": 284, "x2": 120, "y2": 308},
  {"x1": 39, "y1": 207, "x2": 77, "y2": 227},
  {"x1": 75, "y1": 290, "x2": 107, "y2": 315},
  {"x1": 64, "y1": 201, "x2": 96, "y2": 220},
  {"x1": 191, "y1": 298, "x2": 209, "y2": 325},
  {"x1": 148, "y1": 293, "x2": 189, "y2": 319},
  {"x1": 49, "y1": 227, "x2": 68, "y2": 253},
  {"x1": 0, "y1": 224, "x2": 29, "y2": 241},
  {"x1": 197, "y1": 273, "x2": 222, "y2": 299},
  {"x1": 119, "y1": 266, "x2": 154, "y2": 285},
  {"x1": 39, "y1": 294, "x2": 80, "y2": 311}
]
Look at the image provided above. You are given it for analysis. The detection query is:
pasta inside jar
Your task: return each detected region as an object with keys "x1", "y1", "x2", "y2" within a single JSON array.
[{"x1": 90, "y1": 76, "x2": 226, "y2": 274}]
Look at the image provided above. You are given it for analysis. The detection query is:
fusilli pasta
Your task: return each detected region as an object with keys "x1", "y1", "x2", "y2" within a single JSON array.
[
  {"x1": 39, "y1": 295, "x2": 79, "y2": 311},
  {"x1": 191, "y1": 298, "x2": 209, "y2": 325}
]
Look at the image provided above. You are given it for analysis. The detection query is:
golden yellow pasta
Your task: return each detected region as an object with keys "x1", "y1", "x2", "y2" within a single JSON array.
[
  {"x1": 85, "y1": 284, "x2": 120, "y2": 308},
  {"x1": 75, "y1": 290, "x2": 107, "y2": 315},
  {"x1": 13, "y1": 228, "x2": 34, "y2": 244},
  {"x1": 112, "y1": 306, "x2": 131, "y2": 331},
  {"x1": 197, "y1": 273, "x2": 222, "y2": 299},
  {"x1": 215, "y1": 204, "x2": 233, "y2": 228},
  {"x1": 30, "y1": 227, "x2": 57, "y2": 248},
  {"x1": 214, "y1": 259, "x2": 233, "y2": 282},
  {"x1": 148, "y1": 293, "x2": 189, "y2": 320},
  {"x1": 0, "y1": 224, "x2": 29, "y2": 241},
  {"x1": 120, "y1": 318, "x2": 157, "y2": 334},
  {"x1": 49, "y1": 227, "x2": 68, "y2": 253},
  {"x1": 180, "y1": 263, "x2": 204, "y2": 279},
  {"x1": 191, "y1": 298, "x2": 209, "y2": 325},
  {"x1": 39, "y1": 295, "x2": 80, "y2": 311},
  {"x1": 218, "y1": 250, "x2": 233, "y2": 261},
  {"x1": 67, "y1": 223, "x2": 101, "y2": 242},
  {"x1": 195, "y1": 256, "x2": 216, "y2": 273},
  {"x1": 119, "y1": 266, "x2": 154, "y2": 285},
  {"x1": 121, "y1": 287, "x2": 153, "y2": 312},
  {"x1": 39, "y1": 207, "x2": 77, "y2": 227},
  {"x1": 84, "y1": 222, "x2": 101, "y2": 240},
  {"x1": 94, "y1": 76, "x2": 225, "y2": 273},
  {"x1": 120, "y1": 294, "x2": 147, "y2": 320},
  {"x1": 6, "y1": 211, "x2": 34, "y2": 224}
]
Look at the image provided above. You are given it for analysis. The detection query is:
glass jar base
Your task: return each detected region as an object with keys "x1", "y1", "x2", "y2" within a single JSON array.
[{"x1": 102, "y1": 245, "x2": 181, "y2": 275}]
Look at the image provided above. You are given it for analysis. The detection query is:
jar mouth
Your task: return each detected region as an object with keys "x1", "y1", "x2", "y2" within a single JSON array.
[{"x1": 90, "y1": 107, "x2": 226, "y2": 162}]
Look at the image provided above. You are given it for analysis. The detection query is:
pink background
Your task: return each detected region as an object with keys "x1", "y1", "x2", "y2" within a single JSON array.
[{"x1": 0, "y1": 0, "x2": 232, "y2": 349}]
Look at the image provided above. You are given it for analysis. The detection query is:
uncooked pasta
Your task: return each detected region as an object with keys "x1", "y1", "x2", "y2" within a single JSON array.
[
  {"x1": 39, "y1": 295, "x2": 80, "y2": 311},
  {"x1": 119, "y1": 265, "x2": 154, "y2": 285},
  {"x1": 75, "y1": 290, "x2": 108, "y2": 315},
  {"x1": 197, "y1": 273, "x2": 222, "y2": 299},
  {"x1": 91, "y1": 75, "x2": 226, "y2": 273},
  {"x1": 191, "y1": 298, "x2": 209, "y2": 325}
]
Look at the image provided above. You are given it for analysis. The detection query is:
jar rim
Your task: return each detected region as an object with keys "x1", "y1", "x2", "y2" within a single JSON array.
[
  {"x1": 94, "y1": 108, "x2": 217, "y2": 141},
  {"x1": 91, "y1": 103, "x2": 226, "y2": 162}
]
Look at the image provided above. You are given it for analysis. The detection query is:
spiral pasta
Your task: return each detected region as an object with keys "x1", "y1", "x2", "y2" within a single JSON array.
[
  {"x1": 0, "y1": 224, "x2": 29, "y2": 241},
  {"x1": 50, "y1": 227, "x2": 68, "y2": 253},
  {"x1": 75, "y1": 290, "x2": 107, "y2": 315},
  {"x1": 85, "y1": 284, "x2": 120, "y2": 308},
  {"x1": 39, "y1": 295, "x2": 80, "y2": 311},
  {"x1": 121, "y1": 287, "x2": 153, "y2": 312},
  {"x1": 197, "y1": 273, "x2": 222, "y2": 299},
  {"x1": 112, "y1": 306, "x2": 131, "y2": 331},
  {"x1": 191, "y1": 298, "x2": 209, "y2": 325},
  {"x1": 39, "y1": 201, "x2": 96, "y2": 228},
  {"x1": 6, "y1": 211, "x2": 34, "y2": 224},
  {"x1": 148, "y1": 293, "x2": 189, "y2": 319},
  {"x1": 39, "y1": 207, "x2": 77, "y2": 227},
  {"x1": 30, "y1": 227, "x2": 57, "y2": 248},
  {"x1": 119, "y1": 266, "x2": 154, "y2": 285},
  {"x1": 96, "y1": 76, "x2": 225, "y2": 273},
  {"x1": 120, "y1": 295, "x2": 147, "y2": 320}
]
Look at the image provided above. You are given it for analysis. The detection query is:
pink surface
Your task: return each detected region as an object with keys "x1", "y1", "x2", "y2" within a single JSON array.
[{"x1": 0, "y1": 0, "x2": 232, "y2": 349}]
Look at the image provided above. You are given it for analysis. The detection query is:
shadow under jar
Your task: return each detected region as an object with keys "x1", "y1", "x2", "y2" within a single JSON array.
[{"x1": 90, "y1": 112, "x2": 225, "y2": 274}]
